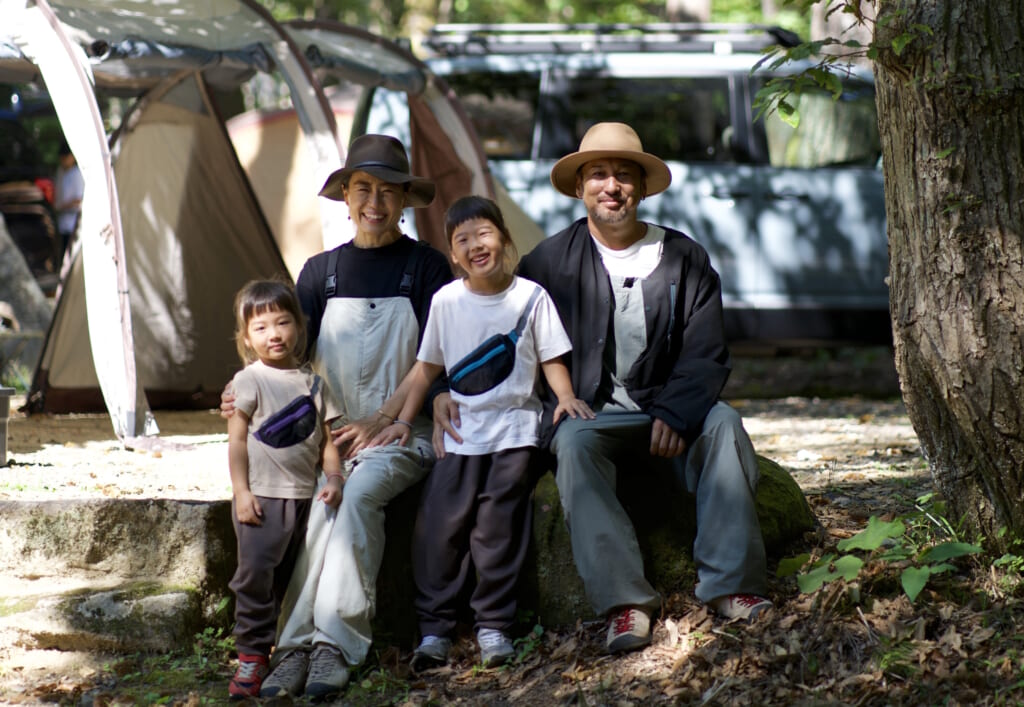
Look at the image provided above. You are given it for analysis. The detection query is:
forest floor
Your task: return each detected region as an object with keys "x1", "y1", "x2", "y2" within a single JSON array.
[{"x1": 2, "y1": 348, "x2": 1023, "y2": 706}]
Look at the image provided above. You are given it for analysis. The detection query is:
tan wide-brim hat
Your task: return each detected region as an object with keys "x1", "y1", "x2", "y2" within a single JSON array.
[
  {"x1": 550, "y1": 122, "x2": 672, "y2": 199},
  {"x1": 319, "y1": 134, "x2": 436, "y2": 208}
]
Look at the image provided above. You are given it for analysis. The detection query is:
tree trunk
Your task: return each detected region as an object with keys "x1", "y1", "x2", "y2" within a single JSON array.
[{"x1": 873, "y1": 1, "x2": 1024, "y2": 546}]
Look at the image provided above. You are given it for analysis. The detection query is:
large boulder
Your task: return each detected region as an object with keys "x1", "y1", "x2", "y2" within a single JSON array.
[
  {"x1": 0, "y1": 499, "x2": 234, "y2": 652},
  {"x1": 377, "y1": 455, "x2": 816, "y2": 638},
  {"x1": 0, "y1": 457, "x2": 814, "y2": 652}
]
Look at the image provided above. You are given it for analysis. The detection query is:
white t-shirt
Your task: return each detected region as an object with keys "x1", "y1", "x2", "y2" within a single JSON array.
[
  {"x1": 591, "y1": 224, "x2": 665, "y2": 278},
  {"x1": 418, "y1": 276, "x2": 571, "y2": 455}
]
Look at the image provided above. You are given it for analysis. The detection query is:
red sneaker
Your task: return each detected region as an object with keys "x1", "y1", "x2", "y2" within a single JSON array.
[{"x1": 229, "y1": 653, "x2": 269, "y2": 700}]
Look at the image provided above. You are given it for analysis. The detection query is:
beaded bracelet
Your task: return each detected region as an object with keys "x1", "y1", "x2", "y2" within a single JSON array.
[
  {"x1": 325, "y1": 472, "x2": 344, "y2": 482},
  {"x1": 376, "y1": 408, "x2": 394, "y2": 422},
  {"x1": 394, "y1": 419, "x2": 413, "y2": 429}
]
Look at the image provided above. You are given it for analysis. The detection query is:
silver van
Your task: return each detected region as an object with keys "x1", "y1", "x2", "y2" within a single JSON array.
[{"x1": 357, "y1": 23, "x2": 888, "y2": 345}]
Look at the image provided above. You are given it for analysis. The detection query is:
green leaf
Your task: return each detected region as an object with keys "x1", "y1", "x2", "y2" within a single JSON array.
[
  {"x1": 935, "y1": 147, "x2": 955, "y2": 159},
  {"x1": 892, "y1": 33, "x2": 914, "y2": 56},
  {"x1": 797, "y1": 554, "x2": 863, "y2": 594},
  {"x1": 777, "y1": 553, "x2": 811, "y2": 578},
  {"x1": 777, "y1": 100, "x2": 799, "y2": 128},
  {"x1": 833, "y1": 554, "x2": 864, "y2": 580},
  {"x1": 838, "y1": 517, "x2": 906, "y2": 552},
  {"x1": 901, "y1": 566, "x2": 930, "y2": 602},
  {"x1": 920, "y1": 542, "x2": 981, "y2": 563}
]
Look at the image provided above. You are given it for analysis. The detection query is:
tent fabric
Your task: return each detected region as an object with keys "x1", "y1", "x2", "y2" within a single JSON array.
[
  {"x1": 32, "y1": 70, "x2": 289, "y2": 412},
  {"x1": 6, "y1": 5, "x2": 500, "y2": 439}
]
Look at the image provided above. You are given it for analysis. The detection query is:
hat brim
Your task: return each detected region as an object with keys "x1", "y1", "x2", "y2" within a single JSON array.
[
  {"x1": 550, "y1": 150, "x2": 671, "y2": 199},
  {"x1": 319, "y1": 165, "x2": 436, "y2": 208}
]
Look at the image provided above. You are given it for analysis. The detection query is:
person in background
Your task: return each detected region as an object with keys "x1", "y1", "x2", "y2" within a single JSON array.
[
  {"x1": 53, "y1": 140, "x2": 84, "y2": 260},
  {"x1": 225, "y1": 279, "x2": 343, "y2": 699},
  {"x1": 373, "y1": 196, "x2": 593, "y2": 671}
]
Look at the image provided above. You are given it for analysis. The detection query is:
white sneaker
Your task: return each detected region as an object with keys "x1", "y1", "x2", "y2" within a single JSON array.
[
  {"x1": 410, "y1": 635, "x2": 452, "y2": 672},
  {"x1": 477, "y1": 628, "x2": 515, "y2": 667},
  {"x1": 709, "y1": 594, "x2": 773, "y2": 621},
  {"x1": 605, "y1": 607, "x2": 652, "y2": 654}
]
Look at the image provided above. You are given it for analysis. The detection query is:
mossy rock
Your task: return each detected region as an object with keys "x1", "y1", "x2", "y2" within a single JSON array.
[{"x1": 375, "y1": 455, "x2": 815, "y2": 637}]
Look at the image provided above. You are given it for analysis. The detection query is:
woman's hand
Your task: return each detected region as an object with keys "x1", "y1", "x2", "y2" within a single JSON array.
[
  {"x1": 371, "y1": 422, "x2": 412, "y2": 449},
  {"x1": 220, "y1": 383, "x2": 236, "y2": 419},
  {"x1": 331, "y1": 412, "x2": 391, "y2": 459},
  {"x1": 432, "y1": 393, "x2": 462, "y2": 458}
]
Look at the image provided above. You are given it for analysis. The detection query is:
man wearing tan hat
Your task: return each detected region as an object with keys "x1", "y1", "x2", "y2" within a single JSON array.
[{"x1": 517, "y1": 122, "x2": 771, "y2": 653}]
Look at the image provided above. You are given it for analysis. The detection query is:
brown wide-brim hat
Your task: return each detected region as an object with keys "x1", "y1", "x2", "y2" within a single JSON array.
[
  {"x1": 550, "y1": 122, "x2": 672, "y2": 199},
  {"x1": 319, "y1": 134, "x2": 436, "y2": 208}
]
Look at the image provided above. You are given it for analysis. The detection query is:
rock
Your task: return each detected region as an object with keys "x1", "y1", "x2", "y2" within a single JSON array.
[
  {"x1": 0, "y1": 499, "x2": 234, "y2": 652},
  {"x1": 0, "y1": 457, "x2": 814, "y2": 653}
]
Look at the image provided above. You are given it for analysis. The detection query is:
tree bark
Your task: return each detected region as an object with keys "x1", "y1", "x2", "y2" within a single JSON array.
[{"x1": 873, "y1": 1, "x2": 1024, "y2": 546}]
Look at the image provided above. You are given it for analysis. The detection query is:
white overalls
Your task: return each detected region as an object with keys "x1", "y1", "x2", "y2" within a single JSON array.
[{"x1": 273, "y1": 294, "x2": 434, "y2": 667}]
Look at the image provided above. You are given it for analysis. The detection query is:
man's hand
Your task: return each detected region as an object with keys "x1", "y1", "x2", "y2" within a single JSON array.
[
  {"x1": 650, "y1": 418, "x2": 686, "y2": 458},
  {"x1": 431, "y1": 392, "x2": 462, "y2": 458}
]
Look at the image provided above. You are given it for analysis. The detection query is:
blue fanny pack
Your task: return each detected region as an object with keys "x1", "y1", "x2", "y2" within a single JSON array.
[
  {"x1": 448, "y1": 287, "x2": 542, "y2": 396},
  {"x1": 254, "y1": 376, "x2": 322, "y2": 449}
]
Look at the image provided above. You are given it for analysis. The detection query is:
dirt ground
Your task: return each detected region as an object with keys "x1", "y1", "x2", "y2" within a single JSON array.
[{"x1": 7, "y1": 350, "x2": 1009, "y2": 705}]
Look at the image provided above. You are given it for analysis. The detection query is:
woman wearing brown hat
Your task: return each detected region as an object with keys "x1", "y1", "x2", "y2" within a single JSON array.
[
  {"x1": 254, "y1": 134, "x2": 452, "y2": 698},
  {"x1": 514, "y1": 122, "x2": 771, "y2": 652}
]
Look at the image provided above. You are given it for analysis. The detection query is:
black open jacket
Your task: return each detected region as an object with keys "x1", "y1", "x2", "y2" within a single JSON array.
[{"x1": 518, "y1": 218, "x2": 732, "y2": 446}]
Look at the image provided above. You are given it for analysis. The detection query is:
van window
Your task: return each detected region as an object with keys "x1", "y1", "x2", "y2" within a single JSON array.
[
  {"x1": 760, "y1": 80, "x2": 881, "y2": 168},
  {"x1": 442, "y1": 71, "x2": 540, "y2": 159},
  {"x1": 546, "y1": 76, "x2": 733, "y2": 163}
]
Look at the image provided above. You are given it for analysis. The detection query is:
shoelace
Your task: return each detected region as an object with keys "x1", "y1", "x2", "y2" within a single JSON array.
[
  {"x1": 235, "y1": 660, "x2": 263, "y2": 680},
  {"x1": 612, "y1": 610, "x2": 636, "y2": 634},
  {"x1": 478, "y1": 629, "x2": 509, "y2": 650},
  {"x1": 732, "y1": 594, "x2": 766, "y2": 608},
  {"x1": 307, "y1": 646, "x2": 340, "y2": 680},
  {"x1": 270, "y1": 651, "x2": 307, "y2": 682}
]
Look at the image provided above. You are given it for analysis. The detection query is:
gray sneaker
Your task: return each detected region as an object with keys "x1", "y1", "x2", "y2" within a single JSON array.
[
  {"x1": 259, "y1": 648, "x2": 309, "y2": 697},
  {"x1": 477, "y1": 628, "x2": 515, "y2": 667},
  {"x1": 410, "y1": 635, "x2": 452, "y2": 672},
  {"x1": 605, "y1": 607, "x2": 652, "y2": 654},
  {"x1": 305, "y1": 643, "x2": 349, "y2": 699}
]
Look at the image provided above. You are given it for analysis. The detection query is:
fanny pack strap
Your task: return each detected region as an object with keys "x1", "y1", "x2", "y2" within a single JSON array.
[{"x1": 510, "y1": 286, "x2": 543, "y2": 342}]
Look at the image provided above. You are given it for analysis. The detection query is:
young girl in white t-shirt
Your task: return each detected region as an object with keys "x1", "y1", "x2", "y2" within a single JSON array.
[{"x1": 374, "y1": 195, "x2": 593, "y2": 670}]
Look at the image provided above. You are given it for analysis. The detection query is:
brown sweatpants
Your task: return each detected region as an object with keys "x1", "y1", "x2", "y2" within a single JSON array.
[
  {"x1": 230, "y1": 496, "x2": 312, "y2": 656},
  {"x1": 412, "y1": 447, "x2": 534, "y2": 638}
]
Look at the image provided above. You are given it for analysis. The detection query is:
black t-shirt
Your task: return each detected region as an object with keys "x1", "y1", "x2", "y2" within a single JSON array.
[{"x1": 295, "y1": 235, "x2": 453, "y2": 357}]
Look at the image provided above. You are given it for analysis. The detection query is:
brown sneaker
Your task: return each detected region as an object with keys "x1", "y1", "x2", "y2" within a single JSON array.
[
  {"x1": 709, "y1": 594, "x2": 772, "y2": 621},
  {"x1": 605, "y1": 607, "x2": 652, "y2": 654}
]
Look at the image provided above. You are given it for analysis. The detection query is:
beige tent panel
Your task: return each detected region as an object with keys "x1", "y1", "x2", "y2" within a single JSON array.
[{"x1": 34, "y1": 72, "x2": 289, "y2": 411}]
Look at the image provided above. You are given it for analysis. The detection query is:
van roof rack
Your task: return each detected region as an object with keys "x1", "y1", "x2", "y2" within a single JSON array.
[{"x1": 423, "y1": 23, "x2": 801, "y2": 57}]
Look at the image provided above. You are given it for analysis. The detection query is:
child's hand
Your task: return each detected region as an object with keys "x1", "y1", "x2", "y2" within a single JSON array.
[
  {"x1": 235, "y1": 491, "x2": 263, "y2": 525},
  {"x1": 370, "y1": 422, "x2": 411, "y2": 448},
  {"x1": 317, "y1": 475, "x2": 343, "y2": 508},
  {"x1": 553, "y1": 397, "x2": 596, "y2": 424}
]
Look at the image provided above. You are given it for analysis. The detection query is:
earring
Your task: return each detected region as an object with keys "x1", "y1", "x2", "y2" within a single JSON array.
[{"x1": 401, "y1": 216, "x2": 405, "y2": 224}]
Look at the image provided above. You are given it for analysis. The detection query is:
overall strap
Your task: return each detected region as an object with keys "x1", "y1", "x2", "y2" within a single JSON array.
[
  {"x1": 324, "y1": 248, "x2": 340, "y2": 298},
  {"x1": 399, "y1": 240, "x2": 426, "y2": 297}
]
